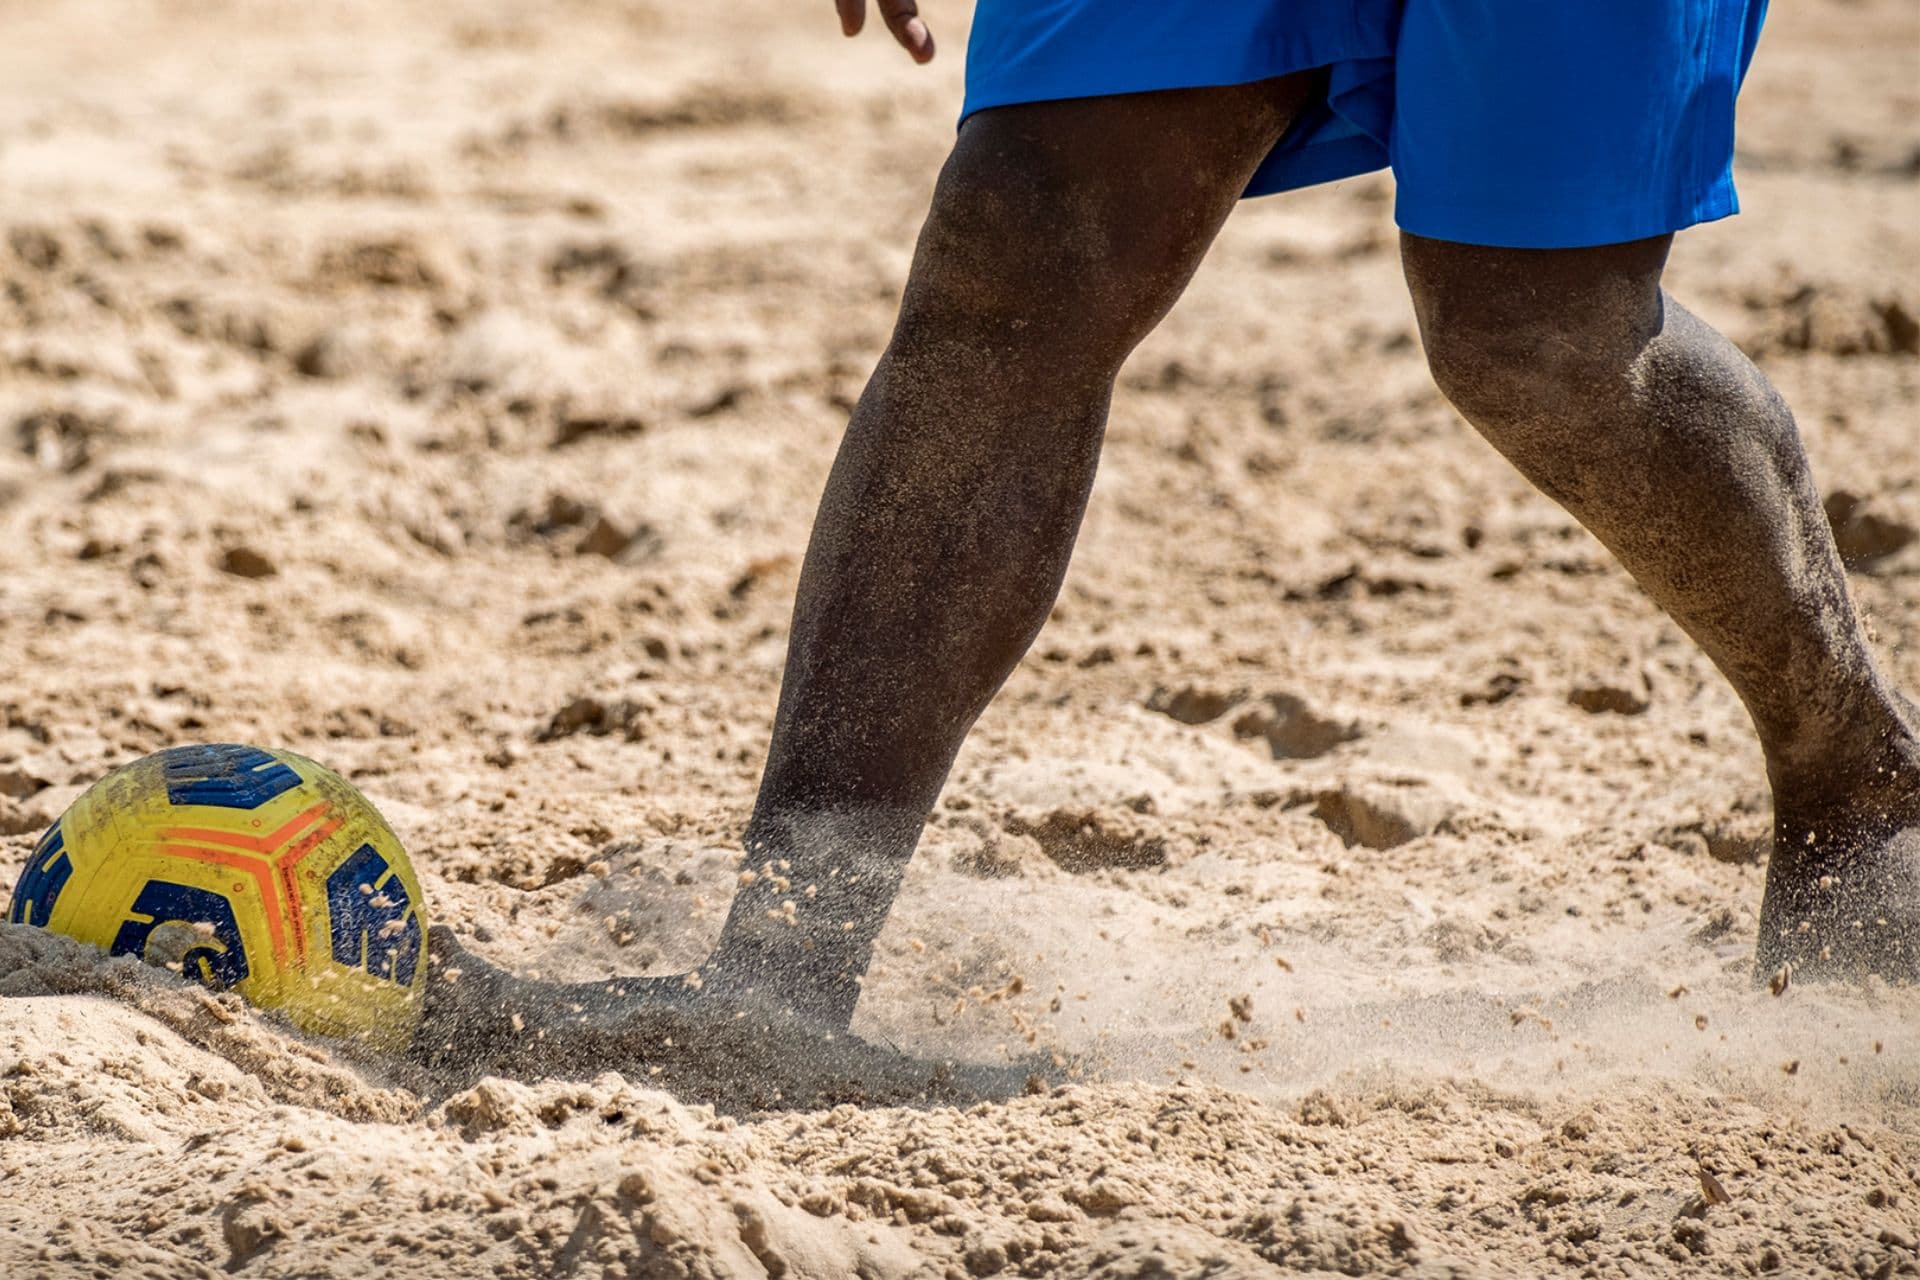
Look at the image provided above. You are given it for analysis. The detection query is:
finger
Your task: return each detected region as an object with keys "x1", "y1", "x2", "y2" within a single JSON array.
[
  {"x1": 835, "y1": 0, "x2": 863, "y2": 37},
  {"x1": 876, "y1": 0, "x2": 935, "y2": 62}
]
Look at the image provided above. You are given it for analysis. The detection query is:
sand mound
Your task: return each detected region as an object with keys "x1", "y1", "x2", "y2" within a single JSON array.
[{"x1": 5, "y1": 937, "x2": 1914, "y2": 1277}]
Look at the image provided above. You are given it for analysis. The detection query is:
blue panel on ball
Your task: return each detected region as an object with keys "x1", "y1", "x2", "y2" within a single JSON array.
[
  {"x1": 110, "y1": 880, "x2": 251, "y2": 988},
  {"x1": 8, "y1": 825, "x2": 72, "y2": 927},
  {"x1": 326, "y1": 844, "x2": 420, "y2": 986},
  {"x1": 162, "y1": 744, "x2": 301, "y2": 809}
]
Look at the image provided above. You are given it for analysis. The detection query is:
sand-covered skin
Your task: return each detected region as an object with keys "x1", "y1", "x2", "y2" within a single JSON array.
[{"x1": 2, "y1": 0, "x2": 1918, "y2": 1275}]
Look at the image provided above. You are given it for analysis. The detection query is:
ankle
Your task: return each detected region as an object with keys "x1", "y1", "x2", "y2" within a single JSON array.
[
  {"x1": 1770, "y1": 722, "x2": 1920, "y2": 827},
  {"x1": 1766, "y1": 687, "x2": 1918, "y2": 806}
]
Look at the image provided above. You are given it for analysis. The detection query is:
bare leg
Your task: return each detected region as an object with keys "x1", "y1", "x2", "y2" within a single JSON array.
[
  {"x1": 706, "y1": 78, "x2": 1320, "y2": 1026},
  {"x1": 1402, "y1": 232, "x2": 1918, "y2": 983},
  {"x1": 416, "y1": 75, "x2": 1321, "y2": 1076},
  {"x1": 706, "y1": 75, "x2": 1336, "y2": 1028}
]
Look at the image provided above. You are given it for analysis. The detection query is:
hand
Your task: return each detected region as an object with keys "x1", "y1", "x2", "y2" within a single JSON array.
[{"x1": 834, "y1": 0, "x2": 935, "y2": 64}]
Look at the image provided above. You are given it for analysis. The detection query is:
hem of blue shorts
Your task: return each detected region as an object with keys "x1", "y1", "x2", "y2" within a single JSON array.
[
  {"x1": 962, "y1": 58, "x2": 1359, "y2": 126},
  {"x1": 1244, "y1": 134, "x2": 1387, "y2": 196},
  {"x1": 962, "y1": 42, "x2": 1396, "y2": 196},
  {"x1": 1395, "y1": 175, "x2": 1742, "y2": 250}
]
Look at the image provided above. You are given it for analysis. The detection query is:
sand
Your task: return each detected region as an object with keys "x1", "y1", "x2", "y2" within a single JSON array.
[{"x1": 2, "y1": 0, "x2": 1918, "y2": 1275}]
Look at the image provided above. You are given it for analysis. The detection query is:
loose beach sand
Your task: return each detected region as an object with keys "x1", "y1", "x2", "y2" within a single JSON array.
[{"x1": 1, "y1": 0, "x2": 1917, "y2": 1275}]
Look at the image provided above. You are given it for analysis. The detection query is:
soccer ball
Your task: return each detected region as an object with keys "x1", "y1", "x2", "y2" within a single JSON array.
[{"x1": 6, "y1": 743, "x2": 429, "y2": 1051}]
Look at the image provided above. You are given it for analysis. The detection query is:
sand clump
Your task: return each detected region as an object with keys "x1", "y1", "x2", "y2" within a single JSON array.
[{"x1": 3, "y1": 0, "x2": 1920, "y2": 1275}]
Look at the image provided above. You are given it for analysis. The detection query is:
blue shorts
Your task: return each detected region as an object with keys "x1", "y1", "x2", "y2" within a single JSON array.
[{"x1": 962, "y1": 0, "x2": 1771, "y2": 249}]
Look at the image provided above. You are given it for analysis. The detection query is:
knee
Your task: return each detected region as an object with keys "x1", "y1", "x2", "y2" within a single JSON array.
[
  {"x1": 1412, "y1": 293, "x2": 1618, "y2": 436},
  {"x1": 902, "y1": 153, "x2": 1070, "y2": 333},
  {"x1": 1402, "y1": 235, "x2": 1666, "y2": 434},
  {"x1": 894, "y1": 129, "x2": 1198, "y2": 368}
]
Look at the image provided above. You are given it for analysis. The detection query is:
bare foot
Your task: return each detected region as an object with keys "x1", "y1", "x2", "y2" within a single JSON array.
[
  {"x1": 1757, "y1": 733, "x2": 1920, "y2": 985},
  {"x1": 413, "y1": 925, "x2": 700, "y2": 1072},
  {"x1": 413, "y1": 926, "x2": 1054, "y2": 1113}
]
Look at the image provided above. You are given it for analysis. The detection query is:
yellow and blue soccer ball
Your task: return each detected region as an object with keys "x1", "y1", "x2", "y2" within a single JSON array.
[{"x1": 7, "y1": 744, "x2": 428, "y2": 1051}]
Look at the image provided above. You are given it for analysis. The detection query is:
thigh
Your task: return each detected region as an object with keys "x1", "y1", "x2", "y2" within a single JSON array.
[
  {"x1": 1391, "y1": 0, "x2": 1770, "y2": 250},
  {"x1": 900, "y1": 76, "x2": 1318, "y2": 358}
]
